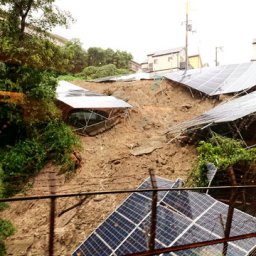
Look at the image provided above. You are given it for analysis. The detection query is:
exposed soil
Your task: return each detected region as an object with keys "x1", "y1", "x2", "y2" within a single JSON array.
[{"x1": 1, "y1": 79, "x2": 216, "y2": 255}]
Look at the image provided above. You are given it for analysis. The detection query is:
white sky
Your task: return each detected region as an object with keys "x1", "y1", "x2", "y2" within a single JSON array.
[{"x1": 54, "y1": 0, "x2": 256, "y2": 66}]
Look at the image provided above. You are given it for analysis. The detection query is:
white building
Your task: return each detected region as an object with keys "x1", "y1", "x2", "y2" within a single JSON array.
[{"x1": 143, "y1": 47, "x2": 186, "y2": 72}]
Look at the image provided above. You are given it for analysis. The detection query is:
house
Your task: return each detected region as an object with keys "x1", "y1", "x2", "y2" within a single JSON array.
[
  {"x1": 188, "y1": 54, "x2": 202, "y2": 69},
  {"x1": 143, "y1": 47, "x2": 186, "y2": 72},
  {"x1": 128, "y1": 60, "x2": 141, "y2": 72}
]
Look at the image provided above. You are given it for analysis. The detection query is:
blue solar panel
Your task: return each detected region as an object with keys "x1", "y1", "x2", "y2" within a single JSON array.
[
  {"x1": 140, "y1": 206, "x2": 192, "y2": 246},
  {"x1": 173, "y1": 243, "x2": 245, "y2": 256},
  {"x1": 164, "y1": 62, "x2": 256, "y2": 96},
  {"x1": 117, "y1": 193, "x2": 151, "y2": 224},
  {"x1": 73, "y1": 233, "x2": 112, "y2": 256},
  {"x1": 137, "y1": 177, "x2": 174, "y2": 200},
  {"x1": 73, "y1": 177, "x2": 256, "y2": 256},
  {"x1": 162, "y1": 191, "x2": 216, "y2": 220},
  {"x1": 196, "y1": 201, "x2": 256, "y2": 251},
  {"x1": 95, "y1": 212, "x2": 135, "y2": 250},
  {"x1": 115, "y1": 229, "x2": 149, "y2": 255}
]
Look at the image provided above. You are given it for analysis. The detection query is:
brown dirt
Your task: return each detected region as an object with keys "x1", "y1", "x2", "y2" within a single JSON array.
[{"x1": 1, "y1": 79, "x2": 216, "y2": 255}]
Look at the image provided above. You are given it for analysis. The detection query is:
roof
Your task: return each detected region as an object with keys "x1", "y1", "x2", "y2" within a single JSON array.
[
  {"x1": 164, "y1": 62, "x2": 256, "y2": 96},
  {"x1": 147, "y1": 47, "x2": 184, "y2": 57},
  {"x1": 168, "y1": 91, "x2": 256, "y2": 134},
  {"x1": 56, "y1": 81, "x2": 132, "y2": 109},
  {"x1": 73, "y1": 177, "x2": 256, "y2": 256}
]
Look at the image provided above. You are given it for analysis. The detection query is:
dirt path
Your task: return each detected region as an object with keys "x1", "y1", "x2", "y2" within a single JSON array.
[{"x1": 1, "y1": 79, "x2": 216, "y2": 255}]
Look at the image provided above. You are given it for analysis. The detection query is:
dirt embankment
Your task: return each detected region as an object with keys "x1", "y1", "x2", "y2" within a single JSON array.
[{"x1": 1, "y1": 79, "x2": 216, "y2": 255}]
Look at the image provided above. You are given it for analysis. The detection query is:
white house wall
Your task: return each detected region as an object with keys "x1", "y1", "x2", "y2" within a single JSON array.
[{"x1": 147, "y1": 49, "x2": 185, "y2": 72}]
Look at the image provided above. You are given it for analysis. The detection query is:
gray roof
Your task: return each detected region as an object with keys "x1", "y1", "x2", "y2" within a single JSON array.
[
  {"x1": 168, "y1": 91, "x2": 256, "y2": 133},
  {"x1": 56, "y1": 81, "x2": 132, "y2": 109},
  {"x1": 147, "y1": 47, "x2": 184, "y2": 57},
  {"x1": 164, "y1": 62, "x2": 256, "y2": 96}
]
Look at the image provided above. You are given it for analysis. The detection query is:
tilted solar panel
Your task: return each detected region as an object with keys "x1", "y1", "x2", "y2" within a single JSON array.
[
  {"x1": 164, "y1": 62, "x2": 256, "y2": 96},
  {"x1": 73, "y1": 177, "x2": 256, "y2": 256},
  {"x1": 56, "y1": 81, "x2": 132, "y2": 109},
  {"x1": 168, "y1": 91, "x2": 256, "y2": 134}
]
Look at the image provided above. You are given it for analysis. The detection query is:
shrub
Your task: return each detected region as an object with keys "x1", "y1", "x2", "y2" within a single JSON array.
[
  {"x1": 40, "y1": 121, "x2": 80, "y2": 171},
  {"x1": 82, "y1": 64, "x2": 130, "y2": 80},
  {"x1": 0, "y1": 219, "x2": 15, "y2": 256},
  {"x1": 187, "y1": 134, "x2": 256, "y2": 187},
  {"x1": 1, "y1": 139, "x2": 46, "y2": 195}
]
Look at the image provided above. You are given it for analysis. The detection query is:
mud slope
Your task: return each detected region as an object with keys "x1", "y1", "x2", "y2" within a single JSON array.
[{"x1": 2, "y1": 79, "x2": 216, "y2": 255}]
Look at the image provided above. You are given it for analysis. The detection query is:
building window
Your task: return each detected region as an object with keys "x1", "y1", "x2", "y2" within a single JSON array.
[
  {"x1": 168, "y1": 56, "x2": 173, "y2": 62},
  {"x1": 153, "y1": 59, "x2": 158, "y2": 64}
]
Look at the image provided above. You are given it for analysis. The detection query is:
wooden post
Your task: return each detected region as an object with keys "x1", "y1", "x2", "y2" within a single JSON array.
[
  {"x1": 48, "y1": 172, "x2": 56, "y2": 256},
  {"x1": 148, "y1": 168, "x2": 158, "y2": 251},
  {"x1": 223, "y1": 166, "x2": 238, "y2": 256}
]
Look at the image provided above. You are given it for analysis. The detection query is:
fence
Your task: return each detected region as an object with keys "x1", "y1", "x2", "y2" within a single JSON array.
[{"x1": 1, "y1": 183, "x2": 256, "y2": 256}]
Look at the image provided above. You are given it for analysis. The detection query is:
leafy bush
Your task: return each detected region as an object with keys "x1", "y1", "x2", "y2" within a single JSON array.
[
  {"x1": 0, "y1": 219, "x2": 15, "y2": 256},
  {"x1": 57, "y1": 74, "x2": 84, "y2": 81},
  {"x1": 187, "y1": 134, "x2": 256, "y2": 187},
  {"x1": 1, "y1": 139, "x2": 46, "y2": 195},
  {"x1": 82, "y1": 64, "x2": 130, "y2": 80},
  {"x1": 40, "y1": 121, "x2": 80, "y2": 171}
]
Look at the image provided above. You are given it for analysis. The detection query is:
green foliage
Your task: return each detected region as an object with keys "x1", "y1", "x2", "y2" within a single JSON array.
[
  {"x1": 0, "y1": 219, "x2": 15, "y2": 256},
  {"x1": 40, "y1": 121, "x2": 80, "y2": 170},
  {"x1": 2, "y1": 65, "x2": 57, "y2": 99},
  {"x1": 57, "y1": 74, "x2": 84, "y2": 81},
  {"x1": 63, "y1": 39, "x2": 87, "y2": 73},
  {"x1": 0, "y1": 0, "x2": 73, "y2": 40},
  {"x1": 1, "y1": 139, "x2": 46, "y2": 195},
  {"x1": 82, "y1": 64, "x2": 130, "y2": 80},
  {"x1": 0, "y1": 220, "x2": 15, "y2": 242},
  {"x1": 187, "y1": 134, "x2": 256, "y2": 187},
  {"x1": 86, "y1": 47, "x2": 132, "y2": 69},
  {"x1": 0, "y1": 104, "x2": 24, "y2": 146}
]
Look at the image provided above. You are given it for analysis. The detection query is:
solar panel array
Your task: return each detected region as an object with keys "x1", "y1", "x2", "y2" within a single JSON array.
[
  {"x1": 73, "y1": 177, "x2": 256, "y2": 256},
  {"x1": 168, "y1": 91, "x2": 256, "y2": 133},
  {"x1": 164, "y1": 62, "x2": 256, "y2": 96},
  {"x1": 56, "y1": 81, "x2": 132, "y2": 109}
]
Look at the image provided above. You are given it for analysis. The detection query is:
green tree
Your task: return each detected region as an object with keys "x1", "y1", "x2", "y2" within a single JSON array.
[
  {"x1": 82, "y1": 64, "x2": 130, "y2": 80},
  {"x1": 85, "y1": 47, "x2": 133, "y2": 69},
  {"x1": 0, "y1": 0, "x2": 73, "y2": 39},
  {"x1": 63, "y1": 39, "x2": 87, "y2": 73}
]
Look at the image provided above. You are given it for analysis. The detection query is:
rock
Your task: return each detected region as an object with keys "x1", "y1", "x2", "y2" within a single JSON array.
[
  {"x1": 93, "y1": 195, "x2": 106, "y2": 202},
  {"x1": 56, "y1": 210, "x2": 76, "y2": 228},
  {"x1": 130, "y1": 145, "x2": 162, "y2": 156},
  {"x1": 180, "y1": 103, "x2": 192, "y2": 111},
  {"x1": 6, "y1": 236, "x2": 34, "y2": 256}
]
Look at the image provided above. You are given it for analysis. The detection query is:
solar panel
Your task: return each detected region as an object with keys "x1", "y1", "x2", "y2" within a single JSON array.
[
  {"x1": 164, "y1": 62, "x2": 256, "y2": 96},
  {"x1": 73, "y1": 177, "x2": 256, "y2": 255},
  {"x1": 168, "y1": 91, "x2": 256, "y2": 134},
  {"x1": 56, "y1": 81, "x2": 132, "y2": 109}
]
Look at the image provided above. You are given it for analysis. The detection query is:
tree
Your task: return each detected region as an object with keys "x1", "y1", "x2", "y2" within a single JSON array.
[
  {"x1": 0, "y1": 0, "x2": 73, "y2": 39},
  {"x1": 85, "y1": 47, "x2": 133, "y2": 69},
  {"x1": 63, "y1": 39, "x2": 87, "y2": 73}
]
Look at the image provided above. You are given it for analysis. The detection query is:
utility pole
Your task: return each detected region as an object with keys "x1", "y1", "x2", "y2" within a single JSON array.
[
  {"x1": 215, "y1": 46, "x2": 223, "y2": 66},
  {"x1": 185, "y1": 0, "x2": 189, "y2": 70}
]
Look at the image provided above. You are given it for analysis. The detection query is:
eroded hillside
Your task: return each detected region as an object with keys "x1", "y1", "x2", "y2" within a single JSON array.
[{"x1": 2, "y1": 79, "x2": 216, "y2": 255}]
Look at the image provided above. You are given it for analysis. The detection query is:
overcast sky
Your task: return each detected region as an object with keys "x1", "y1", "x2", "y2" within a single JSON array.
[{"x1": 54, "y1": 0, "x2": 256, "y2": 66}]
